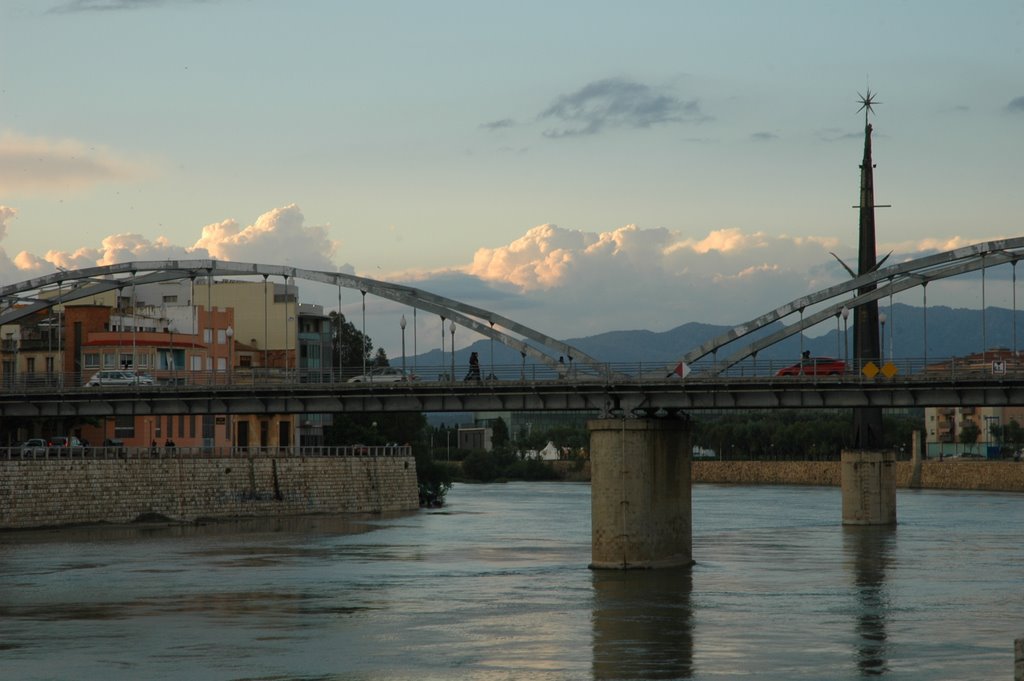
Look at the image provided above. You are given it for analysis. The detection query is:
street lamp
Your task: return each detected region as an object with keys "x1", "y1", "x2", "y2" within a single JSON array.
[
  {"x1": 841, "y1": 306, "x2": 850, "y2": 367},
  {"x1": 167, "y1": 322, "x2": 176, "y2": 383},
  {"x1": 879, "y1": 311, "x2": 887, "y2": 363},
  {"x1": 449, "y1": 320, "x2": 456, "y2": 381},
  {"x1": 835, "y1": 311, "x2": 841, "y2": 358},
  {"x1": 225, "y1": 325, "x2": 234, "y2": 385},
  {"x1": 400, "y1": 314, "x2": 407, "y2": 378},
  {"x1": 360, "y1": 290, "x2": 367, "y2": 380}
]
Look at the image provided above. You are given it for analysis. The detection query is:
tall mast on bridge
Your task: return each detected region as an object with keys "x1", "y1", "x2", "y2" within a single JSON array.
[{"x1": 852, "y1": 89, "x2": 885, "y2": 449}]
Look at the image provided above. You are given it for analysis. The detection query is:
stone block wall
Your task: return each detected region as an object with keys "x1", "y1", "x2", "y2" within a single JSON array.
[
  {"x1": 0, "y1": 456, "x2": 419, "y2": 529},
  {"x1": 691, "y1": 460, "x2": 1024, "y2": 493}
]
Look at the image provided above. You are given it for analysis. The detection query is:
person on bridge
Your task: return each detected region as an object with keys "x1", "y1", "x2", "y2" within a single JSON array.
[{"x1": 465, "y1": 352, "x2": 481, "y2": 382}]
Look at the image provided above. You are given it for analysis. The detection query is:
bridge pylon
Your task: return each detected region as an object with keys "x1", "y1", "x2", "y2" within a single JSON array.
[
  {"x1": 840, "y1": 449, "x2": 896, "y2": 525},
  {"x1": 588, "y1": 418, "x2": 694, "y2": 569}
]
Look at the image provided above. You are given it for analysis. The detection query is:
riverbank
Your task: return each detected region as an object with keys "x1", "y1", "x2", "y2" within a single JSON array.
[
  {"x1": 548, "y1": 458, "x2": 1024, "y2": 492},
  {"x1": 0, "y1": 455, "x2": 419, "y2": 529}
]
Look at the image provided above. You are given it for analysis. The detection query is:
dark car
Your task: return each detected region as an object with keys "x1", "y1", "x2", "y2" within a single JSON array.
[
  {"x1": 47, "y1": 436, "x2": 86, "y2": 455},
  {"x1": 776, "y1": 357, "x2": 847, "y2": 377}
]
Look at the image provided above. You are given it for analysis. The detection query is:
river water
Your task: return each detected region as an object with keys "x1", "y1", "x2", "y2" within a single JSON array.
[{"x1": 1, "y1": 482, "x2": 1023, "y2": 680}]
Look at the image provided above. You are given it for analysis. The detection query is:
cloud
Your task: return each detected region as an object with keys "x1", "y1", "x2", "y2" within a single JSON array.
[
  {"x1": 0, "y1": 131, "x2": 149, "y2": 194},
  {"x1": 750, "y1": 131, "x2": 778, "y2": 142},
  {"x1": 1007, "y1": 96, "x2": 1024, "y2": 114},
  {"x1": 539, "y1": 78, "x2": 705, "y2": 137},
  {"x1": 0, "y1": 205, "x2": 16, "y2": 241},
  {"x1": 47, "y1": 0, "x2": 206, "y2": 12},
  {"x1": 816, "y1": 127, "x2": 862, "y2": 143},
  {"x1": 396, "y1": 223, "x2": 850, "y2": 336},
  {"x1": 480, "y1": 118, "x2": 516, "y2": 130},
  {"x1": 1, "y1": 203, "x2": 338, "y2": 279},
  {"x1": 192, "y1": 204, "x2": 338, "y2": 268},
  {"x1": 0, "y1": 200, "x2": 1008, "y2": 346}
]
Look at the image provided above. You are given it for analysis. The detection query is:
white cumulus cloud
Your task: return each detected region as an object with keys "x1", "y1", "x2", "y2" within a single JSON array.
[
  {"x1": 1, "y1": 203, "x2": 340, "y2": 282},
  {"x1": 400, "y1": 223, "x2": 856, "y2": 336}
]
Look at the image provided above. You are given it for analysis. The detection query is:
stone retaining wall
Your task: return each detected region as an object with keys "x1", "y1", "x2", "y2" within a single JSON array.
[
  {"x1": 0, "y1": 456, "x2": 419, "y2": 529},
  {"x1": 692, "y1": 460, "x2": 1024, "y2": 492}
]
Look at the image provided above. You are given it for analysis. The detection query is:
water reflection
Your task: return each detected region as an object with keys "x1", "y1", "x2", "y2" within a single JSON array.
[
  {"x1": 843, "y1": 525, "x2": 895, "y2": 676},
  {"x1": 591, "y1": 568, "x2": 694, "y2": 679}
]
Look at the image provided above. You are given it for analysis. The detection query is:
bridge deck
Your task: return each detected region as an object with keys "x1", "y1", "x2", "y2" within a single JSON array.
[{"x1": 2, "y1": 370, "x2": 1023, "y2": 416}]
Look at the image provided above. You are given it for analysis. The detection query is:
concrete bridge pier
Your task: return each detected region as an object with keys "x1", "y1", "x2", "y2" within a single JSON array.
[
  {"x1": 841, "y1": 450, "x2": 896, "y2": 525},
  {"x1": 588, "y1": 418, "x2": 694, "y2": 569}
]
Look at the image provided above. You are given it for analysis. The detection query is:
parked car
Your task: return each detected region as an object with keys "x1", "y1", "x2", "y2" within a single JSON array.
[
  {"x1": 47, "y1": 436, "x2": 86, "y2": 455},
  {"x1": 19, "y1": 438, "x2": 47, "y2": 457},
  {"x1": 85, "y1": 370, "x2": 155, "y2": 387},
  {"x1": 776, "y1": 357, "x2": 847, "y2": 377},
  {"x1": 102, "y1": 438, "x2": 127, "y2": 456},
  {"x1": 347, "y1": 367, "x2": 417, "y2": 383}
]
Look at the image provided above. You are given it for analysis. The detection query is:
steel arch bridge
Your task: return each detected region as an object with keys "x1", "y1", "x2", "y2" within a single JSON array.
[
  {"x1": 0, "y1": 239, "x2": 1023, "y2": 416},
  {"x1": 669, "y1": 237, "x2": 1024, "y2": 378},
  {"x1": 0, "y1": 259, "x2": 607, "y2": 377}
]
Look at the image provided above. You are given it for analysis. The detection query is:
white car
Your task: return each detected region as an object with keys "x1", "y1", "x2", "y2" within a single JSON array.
[
  {"x1": 85, "y1": 370, "x2": 156, "y2": 387},
  {"x1": 347, "y1": 367, "x2": 416, "y2": 383}
]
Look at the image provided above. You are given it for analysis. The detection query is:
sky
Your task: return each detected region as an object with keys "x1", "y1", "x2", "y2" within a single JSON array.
[{"x1": 2, "y1": 0, "x2": 1024, "y2": 355}]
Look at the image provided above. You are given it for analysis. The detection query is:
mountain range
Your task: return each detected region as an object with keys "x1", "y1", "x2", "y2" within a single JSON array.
[{"x1": 409, "y1": 303, "x2": 1024, "y2": 370}]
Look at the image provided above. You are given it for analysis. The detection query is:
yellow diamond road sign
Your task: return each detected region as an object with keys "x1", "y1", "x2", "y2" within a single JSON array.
[
  {"x1": 880, "y1": 361, "x2": 899, "y2": 378},
  {"x1": 862, "y1": 361, "x2": 879, "y2": 379}
]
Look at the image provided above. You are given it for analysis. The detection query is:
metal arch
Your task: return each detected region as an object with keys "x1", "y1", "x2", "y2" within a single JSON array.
[
  {"x1": 671, "y1": 237, "x2": 1024, "y2": 376},
  {"x1": 0, "y1": 259, "x2": 606, "y2": 375}
]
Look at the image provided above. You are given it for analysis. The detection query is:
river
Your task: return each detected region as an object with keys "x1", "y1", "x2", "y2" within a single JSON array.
[{"x1": 1, "y1": 482, "x2": 1022, "y2": 680}]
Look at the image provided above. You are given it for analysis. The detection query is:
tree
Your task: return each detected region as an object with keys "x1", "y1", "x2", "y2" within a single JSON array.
[
  {"x1": 1004, "y1": 419, "x2": 1024, "y2": 454},
  {"x1": 373, "y1": 347, "x2": 389, "y2": 368},
  {"x1": 328, "y1": 311, "x2": 373, "y2": 378},
  {"x1": 490, "y1": 417, "x2": 510, "y2": 449},
  {"x1": 959, "y1": 420, "x2": 981, "y2": 453}
]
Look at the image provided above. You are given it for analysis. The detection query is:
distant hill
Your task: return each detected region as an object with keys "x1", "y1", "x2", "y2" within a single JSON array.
[{"x1": 407, "y1": 303, "x2": 1023, "y2": 371}]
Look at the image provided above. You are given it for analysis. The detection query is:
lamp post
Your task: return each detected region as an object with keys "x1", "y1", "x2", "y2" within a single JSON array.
[
  {"x1": 168, "y1": 323, "x2": 176, "y2": 384},
  {"x1": 879, "y1": 311, "x2": 887, "y2": 364},
  {"x1": 225, "y1": 325, "x2": 234, "y2": 385},
  {"x1": 835, "y1": 311, "x2": 841, "y2": 358},
  {"x1": 286, "y1": 315, "x2": 295, "y2": 380},
  {"x1": 449, "y1": 320, "x2": 456, "y2": 382},
  {"x1": 400, "y1": 315, "x2": 407, "y2": 378},
  {"x1": 841, "y1": 306, "x2": 850, "y2": 367},
  {"x1": 360, "y1": 290, "x2": 367, "y2": 380}
]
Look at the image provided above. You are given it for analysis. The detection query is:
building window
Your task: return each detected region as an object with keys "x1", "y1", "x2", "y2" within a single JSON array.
[
  {"x1": 204, "y1": 329, "x2": 212, "y2": 343},
  {"x1": 217, "y1": 328, "x2": 226, "y2": 344},
  {"x1": 239, "y1": 355, "x2": 252, "y2": 368},
  {"x1": 103, "y1": 353, "x2": 117, "y2": 368},
  {"x1": 159, "y1": 348, "x2": 185, "y2": 370},
  {"x1": 114, "y1": 414, "x2": 135, "y2": 438},
  {"x1": 84, "y1": 353, "x2": 100, "y2": 368},
  {"x1": 25, "y1": 357, "x2": 35, "y2": 374},
  {"x1": 120, "y1": 353, "x2": 133, "y2": 369},
  {"x1": 45, "y1": 357, "x2": 54, "y2": 374},
  {"x1": 162, "y1": 295, "x2": 178, "y2": 304}
]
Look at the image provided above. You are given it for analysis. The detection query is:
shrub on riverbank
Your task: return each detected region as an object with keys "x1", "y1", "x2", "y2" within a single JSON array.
[{"x1": 458, "y1": 450, "x2": 561, "y2": 483}]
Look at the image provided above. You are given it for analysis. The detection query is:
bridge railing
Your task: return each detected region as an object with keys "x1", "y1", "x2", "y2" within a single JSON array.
[
  {"x1": 0, "y1": 356, "x2": 1018, "y2": 393},
  {"x1": 0, "y1": 444, "x2": 412, "y2": 461}
]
